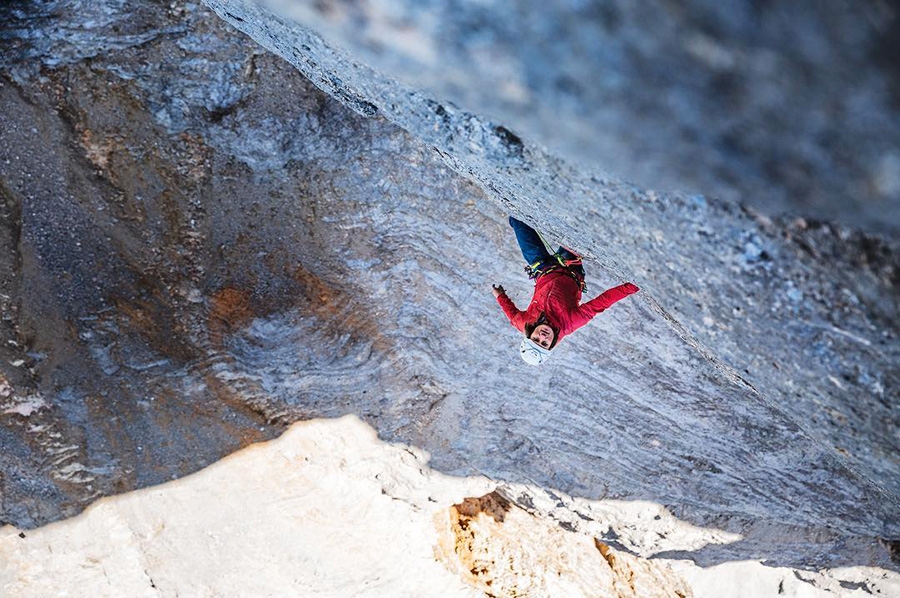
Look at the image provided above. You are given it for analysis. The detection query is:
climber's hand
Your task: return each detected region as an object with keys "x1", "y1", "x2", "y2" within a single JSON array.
[{"x1": 492, "y1": 284, "x2": 506, "y2": 298}]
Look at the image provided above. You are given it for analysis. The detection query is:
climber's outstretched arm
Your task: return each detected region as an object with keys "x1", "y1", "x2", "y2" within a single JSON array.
[
  {"x1": 578, "y1": 282, "x2": 639, "y2": 320},
  {"x1": 493, "y1": 284, "x2": 528, "y2": 332}
]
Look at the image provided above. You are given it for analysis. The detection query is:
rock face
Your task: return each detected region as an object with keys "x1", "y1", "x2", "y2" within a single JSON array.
[
  {"x1": 202, "y1": 0, "x2": 900, "y2": 544},
  {"x1": 211, "y1": 0, "x2": 900, "y2": 234},
  {"x1": 0, "y1": 0, "x2": 898, "y2": 591},
  {"x1": 440, "y1": 490, "x2": 696, "y2": 597}
]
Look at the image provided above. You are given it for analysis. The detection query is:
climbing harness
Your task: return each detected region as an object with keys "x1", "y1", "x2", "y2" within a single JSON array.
[
  {"x1": 554, "y1": 250, "x2": 583, "y2": 268},
  {"x1": 524, "y1": 254, "x2": 587, "y2": 292},
  {"x1": 524, "y1": 229, "x2": 587, "y2": 290}
]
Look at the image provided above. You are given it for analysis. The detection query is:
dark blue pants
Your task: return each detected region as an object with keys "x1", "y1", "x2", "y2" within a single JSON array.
[{"x1": 508, "y1": 217, "x2": 583, "y2": 277}]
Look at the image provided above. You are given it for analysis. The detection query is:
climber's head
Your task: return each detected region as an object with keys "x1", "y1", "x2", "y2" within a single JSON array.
[
  {"x1": 528, "y1": 323, "x2": 556, "y2": 349},
  {"x1": 520, "y1": 320, "x2": 558, "y2": 365}
]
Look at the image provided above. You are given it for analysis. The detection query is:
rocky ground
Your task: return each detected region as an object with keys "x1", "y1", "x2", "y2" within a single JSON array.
[{"x1": 0, "y1": 0, "x2": 898, "y2": 595}]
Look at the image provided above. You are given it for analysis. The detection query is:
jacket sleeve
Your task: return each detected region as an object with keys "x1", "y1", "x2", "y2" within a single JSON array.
[
  {"x1": 496, "y1": 292, "x2": 528, "y2": 332},
  {"x1": 573, "y1": 283, "x2": 639, "y2": 325}
]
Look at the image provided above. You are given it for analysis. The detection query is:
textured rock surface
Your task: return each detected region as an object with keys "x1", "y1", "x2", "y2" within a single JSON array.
[
  {"x1": 0, "y1": 0, "x2": 898, "y2": 590},
  {"x1": 439, "y1": 490, "x2": 696, "y2": 597},
  {"x1": 4, "y1": 417, "x2": 898, "y2": 597},
  {"x1": 216, "y1": 0, "x2": 900, "y2": 234},
  {"x1": 200, "y1": 0, "x2": 900, "y2": 536}
]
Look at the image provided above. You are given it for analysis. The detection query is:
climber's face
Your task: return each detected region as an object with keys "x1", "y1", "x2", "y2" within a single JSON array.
[{"x1": 529, "y1": 323, "x2": 555, "y2": 350}]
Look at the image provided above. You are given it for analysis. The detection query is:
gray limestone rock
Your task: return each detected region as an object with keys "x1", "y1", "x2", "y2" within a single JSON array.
[
  {"x1": 0, "y1": 0, "x2": 897, "y2": 575},
  {"x1": 208, "y1": 0, "x2": 900, "y2": 234}
]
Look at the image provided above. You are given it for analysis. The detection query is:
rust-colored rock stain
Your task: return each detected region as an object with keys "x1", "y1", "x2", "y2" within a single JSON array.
[
  {"x1": 445, "y1": 491, "x2": 512, "y2": 597},
  {"x1": 440, "y1": 491, "x2": 694, "y2": 598},
  {"x1": 208, "y1": 287, "x2": 255, "y2": 347},
  {"x1": 292, "y1": 264, "x2": 392, "y2": 354},
  {"x1": 454, "y1": 491, "x2": 512, "y2": 524}
]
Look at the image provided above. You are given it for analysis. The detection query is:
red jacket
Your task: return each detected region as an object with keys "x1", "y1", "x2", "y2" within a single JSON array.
[{"x1": 497, "y1": 272, "x2": 638, "y2": 344}]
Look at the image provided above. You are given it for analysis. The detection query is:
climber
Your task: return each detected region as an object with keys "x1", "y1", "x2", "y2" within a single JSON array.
[{"x1": 493, "y1": 216, "x2": 639, "y2": 365}]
